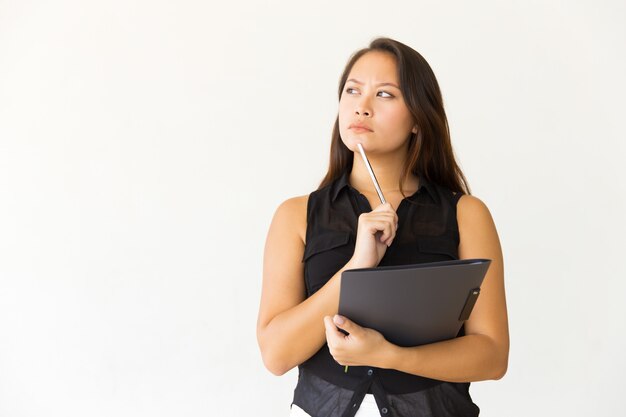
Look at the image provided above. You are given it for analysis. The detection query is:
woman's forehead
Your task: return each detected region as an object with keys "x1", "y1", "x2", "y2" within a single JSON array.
[{"x1": 348, "y1": 51, "x2": 399, "y2": 84}]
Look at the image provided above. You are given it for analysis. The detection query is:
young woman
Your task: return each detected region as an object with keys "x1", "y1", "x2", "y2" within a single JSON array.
[{"x1": 257, "y1": 37, "x2": 509, "y2": 417}]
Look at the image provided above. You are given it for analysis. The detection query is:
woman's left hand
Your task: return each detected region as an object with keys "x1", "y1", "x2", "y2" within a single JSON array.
[{"x1": 323, "y1": 315, "x2": 391, "y2": 368}]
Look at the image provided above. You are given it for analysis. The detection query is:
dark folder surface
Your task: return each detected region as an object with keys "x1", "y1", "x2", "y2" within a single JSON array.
[{"x1": 338, "y1": 258, "x2": 491, "y2": 347}]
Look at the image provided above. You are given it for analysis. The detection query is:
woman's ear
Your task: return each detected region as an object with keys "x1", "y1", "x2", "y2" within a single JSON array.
[{"x1": 411, "y1": 126, "x2": 418, "y2": 134}]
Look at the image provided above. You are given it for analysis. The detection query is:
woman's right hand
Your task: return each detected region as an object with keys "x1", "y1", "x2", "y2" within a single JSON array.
[{"x1": 349, "y1": 202, "x2": 399, "y2": 269}]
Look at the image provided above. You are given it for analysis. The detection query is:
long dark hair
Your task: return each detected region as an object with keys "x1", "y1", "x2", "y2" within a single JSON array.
[{"x1": 318, "y1": 37, "x2": 471, "y2": 196}]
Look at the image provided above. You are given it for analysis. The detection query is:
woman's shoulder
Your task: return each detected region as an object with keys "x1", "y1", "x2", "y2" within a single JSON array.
[
  {"x1": 456, "y1": 193, "x2": 497, "y2": 243},
  {"x1": 273, "y1": 194, "x2": 309, "y2": 244},
  {"x1": 456, "y1": 193, "x2": 490, "y2": 215},
  {"x1": 276, "y1": 194, "x2": 309, "y2": 214}
]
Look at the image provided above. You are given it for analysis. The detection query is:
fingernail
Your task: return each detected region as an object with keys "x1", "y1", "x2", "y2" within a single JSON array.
[{"x1": 334, "y1": 315, "x2": 345, "y2": 325}]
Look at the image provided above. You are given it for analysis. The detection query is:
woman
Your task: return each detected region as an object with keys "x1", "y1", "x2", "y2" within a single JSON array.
[{"x1": 257, "y1": 37, "x2": 509, "y2": 417}]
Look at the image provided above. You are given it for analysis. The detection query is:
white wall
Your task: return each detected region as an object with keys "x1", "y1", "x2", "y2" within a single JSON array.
[{"x1": 1, "y1": 1, "x2": 624, "y2": 416}]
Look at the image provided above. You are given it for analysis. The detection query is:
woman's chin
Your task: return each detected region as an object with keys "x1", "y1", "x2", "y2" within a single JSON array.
[{"x1": 342, "y1": 137, "x2": 368, "y2": 152}]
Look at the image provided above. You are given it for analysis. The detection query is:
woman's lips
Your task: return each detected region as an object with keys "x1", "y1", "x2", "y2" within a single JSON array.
[{"x1": 350, "y1": 127, "x2": 373, "y2": 133}]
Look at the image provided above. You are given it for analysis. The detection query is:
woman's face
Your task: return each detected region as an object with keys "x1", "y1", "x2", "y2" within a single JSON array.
[{"x1": 338, "y1": 51, "x2": 417, "y2": 155}]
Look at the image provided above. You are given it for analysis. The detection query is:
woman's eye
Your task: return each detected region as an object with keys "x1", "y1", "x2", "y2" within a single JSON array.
[{"x1": 344, "y1": 87, "x2": 393, "y2": 98}]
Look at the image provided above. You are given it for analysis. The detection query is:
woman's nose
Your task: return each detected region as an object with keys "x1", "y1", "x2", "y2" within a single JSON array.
[{"x1": 355, "y1": 96, "x2": 372, "y2": 117}]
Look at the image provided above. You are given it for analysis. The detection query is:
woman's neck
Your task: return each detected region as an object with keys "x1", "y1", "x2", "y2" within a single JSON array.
[{"x1": 348, "y1": 149, "x2": 418, "y2": 195}]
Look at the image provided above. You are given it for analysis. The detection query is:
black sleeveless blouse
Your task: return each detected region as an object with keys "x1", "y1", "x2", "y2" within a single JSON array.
[{"x1": 291, "y1": 169, "x2": 480, "y2": 417}]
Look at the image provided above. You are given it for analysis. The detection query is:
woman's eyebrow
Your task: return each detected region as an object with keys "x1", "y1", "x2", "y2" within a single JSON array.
[{"x1": 346, "y1": 78, "x2": 400, "y2": 89}]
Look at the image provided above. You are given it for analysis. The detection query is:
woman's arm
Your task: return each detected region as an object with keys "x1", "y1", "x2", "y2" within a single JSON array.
[
  {"x1": 256, "y1": 196, "x2": 356, "y2": 376},
  {"x1": 323, "y1": 194, "x2": 509, "y2": 382}
]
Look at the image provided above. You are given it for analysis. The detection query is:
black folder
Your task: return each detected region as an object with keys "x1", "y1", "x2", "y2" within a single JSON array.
[{"x1": 338, "y1": 258, "x2": 491, "y2": 347}]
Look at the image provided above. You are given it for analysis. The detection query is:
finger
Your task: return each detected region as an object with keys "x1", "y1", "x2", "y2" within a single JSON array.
[
  {"x1": 324, "y1": 316, "x2": 343, "y2": 341},
  {"x1": 361, "y1": 214, "x2": 395, "y2": 235},
  {"x1": 333, "y1": 315, "x2": 361, "y2": 336},
  {"x1": 373, "y1": 208, "x2": 396, "y2": 220},
  {"x1": 361, "y1": 216, "x2": 396, "y2": 243},
  {"x1": 379, "y1": 223, "x2": 393, "y2": 243},
  {"x1": 366, "y1": 213, "x2": 391, "y2": 222},
  {"x1": 373, "y1": 202, "x2": 394, "y2": 213},
  {"x1": 365, "y1": 220, "x2": 386, "y2": 237},
  {"x1": 391, "y1": 221, "x2": 398, "y2": 241},
  {"x1": 364, "y1": 211, "x2": 395, "y2": 222}
]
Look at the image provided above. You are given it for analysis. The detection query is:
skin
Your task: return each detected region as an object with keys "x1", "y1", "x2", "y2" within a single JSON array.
[{"x1": 257, "y1": 51, "x2": 509, "y2": 382}]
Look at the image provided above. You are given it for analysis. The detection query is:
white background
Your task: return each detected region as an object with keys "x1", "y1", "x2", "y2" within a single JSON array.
[{"x1": 1, "y1": 1, "x2": 624, "y2": 416}]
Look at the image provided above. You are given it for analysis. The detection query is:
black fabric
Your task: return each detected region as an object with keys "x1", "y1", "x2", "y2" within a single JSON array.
[{"x1": 291, "y1": 169, "x2": 479, "y2": 417}]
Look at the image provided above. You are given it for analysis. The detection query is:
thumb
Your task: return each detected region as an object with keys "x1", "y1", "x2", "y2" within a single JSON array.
[{"x1": 333, "y1": 314, "x2": 361, "y2": 335}]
